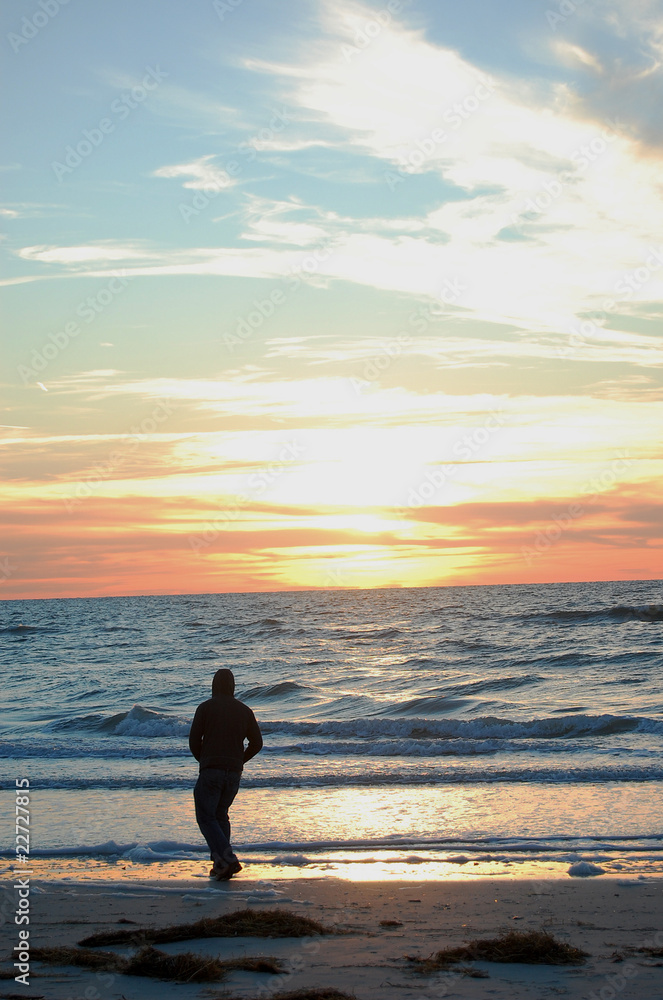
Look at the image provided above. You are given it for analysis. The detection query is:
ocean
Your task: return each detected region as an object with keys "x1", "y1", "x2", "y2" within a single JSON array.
[{"x1": 2, "y1": 580, "x2": 662, "y2": 881}]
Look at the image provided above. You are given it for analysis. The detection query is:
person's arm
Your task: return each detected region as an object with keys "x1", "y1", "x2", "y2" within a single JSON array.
[
  {"x1": 243, "y1": 710, "x2": 263, "y2": 764},
  {"x1": 188, "y1": 704, "x2": 205, "y2": 762}
]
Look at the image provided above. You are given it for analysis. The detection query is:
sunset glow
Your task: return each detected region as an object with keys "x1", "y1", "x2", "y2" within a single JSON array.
[{"x1": 1, "y1": 0, "x2": 661, "y2": 598}]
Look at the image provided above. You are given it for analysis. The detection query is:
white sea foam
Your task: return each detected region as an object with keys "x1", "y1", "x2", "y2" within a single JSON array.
[
  {"x1": 12, "y1": 833, "x2": 663, "y2": 861},
  {"x1": 568, "y1": 860, "x2": 606, "y2": 876},
  {"x1": 113, "y1": 706, "x2": 190, "y2": 738}
]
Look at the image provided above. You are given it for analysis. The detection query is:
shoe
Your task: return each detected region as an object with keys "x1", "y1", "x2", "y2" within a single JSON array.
[
  {"x1": 209, "y1": 853, "x2": 228, "y2": 878},
  {"x1": 213, "y1": 859, "x2": 242, "y2": 881}
]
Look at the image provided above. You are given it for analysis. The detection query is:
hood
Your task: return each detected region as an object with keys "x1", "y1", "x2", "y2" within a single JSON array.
[{"x1": 212, "y1": 668, "x2": 235, "y2": 697}]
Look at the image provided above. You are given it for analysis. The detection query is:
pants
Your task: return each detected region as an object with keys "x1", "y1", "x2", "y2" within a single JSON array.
[{"x1": 193, "y1": 767, "x2": 241, "y2": 865}]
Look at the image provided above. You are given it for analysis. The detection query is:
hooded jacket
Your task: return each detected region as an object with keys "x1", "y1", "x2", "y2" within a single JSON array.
[{"x1": 188, "y1": 669, "x2": 263, "y2": 773}]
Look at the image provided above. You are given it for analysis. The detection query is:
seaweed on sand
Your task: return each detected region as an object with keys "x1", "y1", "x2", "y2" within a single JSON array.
[
  {"x1": 220, "y1": 991, "x2": 357, "y2": 1000},
  {"x1": 408, "y1": 929, "x2": 588, "y2": 972},
  {"x1": 32, "y1": 944, "x2": 286, "y2": 983},
  {"x1": 78, "y1": 908, "x2": 339, "y2": 947},
  {"x1": 32, "y1": 947, "x2": 118, "y2": 971},
  {"x1": 122, "y1": 946, "x2": 232, "y2": 982}
]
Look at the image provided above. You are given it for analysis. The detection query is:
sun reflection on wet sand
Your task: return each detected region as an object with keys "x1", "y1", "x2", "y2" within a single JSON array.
[{"x1": 12, "y1": 854, "x2": 661, "y2": 884}]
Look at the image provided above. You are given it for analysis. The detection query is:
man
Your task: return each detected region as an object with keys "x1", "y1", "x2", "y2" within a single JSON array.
[{"x1": 188, "y1": 668, "x2": 263, "y2": 880}]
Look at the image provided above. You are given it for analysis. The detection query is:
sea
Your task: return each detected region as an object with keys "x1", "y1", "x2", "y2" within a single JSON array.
[{"x1": 2, "y1": 579, "x2": 662, "y2": 882}]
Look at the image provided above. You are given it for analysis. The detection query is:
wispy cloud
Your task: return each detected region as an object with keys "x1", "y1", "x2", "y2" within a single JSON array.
[{"x1": 153, "y1": 155, "x2": 240, "y2": 191}]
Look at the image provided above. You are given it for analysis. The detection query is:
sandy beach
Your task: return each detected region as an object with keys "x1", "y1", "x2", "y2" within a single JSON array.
[{"x1": 2, "y1": 875, "x2": 661, "y2": 1000}]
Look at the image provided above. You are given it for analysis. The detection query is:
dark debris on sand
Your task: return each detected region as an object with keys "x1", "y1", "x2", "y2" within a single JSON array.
[
  {"x1": 79, "y1": 908, "x2": 339, "y2": 947},
  {"x1": 32, "y1": 943, "x2": 286, "y2": 983},
  {"x1": 221, "y1": 991, "x2": 357, "y2": 1000},
  {"x1": 32, "y1": 947, "x2": 118, "y2": 971},
  {"x1": 123, "y1": 946, "x2": 232, "y2": 982},
  {"x1": 408, "y1": 930, "x2": 588, "y2": 972},
  {"x1": 0, "y1": 994, "x2": 46, "y2": 1000},
  {"x1": 221, "y1": 956, "x2": 285, "y2": 973}
]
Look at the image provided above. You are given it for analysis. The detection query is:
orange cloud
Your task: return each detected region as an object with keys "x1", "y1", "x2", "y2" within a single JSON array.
[{"x1": 0, "y1": 483, "x2": 660, "y2": 599}]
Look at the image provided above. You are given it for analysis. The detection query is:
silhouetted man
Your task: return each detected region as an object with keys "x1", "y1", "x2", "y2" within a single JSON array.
[{"x1": 189, "y1": 668, "x2": 263, "y2": 879}]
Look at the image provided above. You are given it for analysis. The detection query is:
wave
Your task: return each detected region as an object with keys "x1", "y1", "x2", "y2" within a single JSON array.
[
  {"x1": 6, "y1": 833, "x2": 661, "y2": 861},
  {"x1": 609, "y1": 604, "x2": 663, "y2": 622},
  {"x1": 41, "y1": 709, "x2": 663, "y2": 742},
  {"x1": 439, "y1": 675, "x2": 544, "y2": 697},
  {"x1": 4, "y1": 736, "x2": 660, "y2": 761},
  {"x1": 381, "y1": 696, "x2": 469, "y2": 715},
  {"x1": 261, "y1": 713, "x2": 663, "y2": 740},
  {"x1": 334, "y1": 627, "x2": 402, "y2": 641},
  {"x1": 8, "y1": 765, "x2": 663, "y2": 791},
  {"x1": 45, "y1": 705, "x2": 189, "y2": 738},
  {"x1": 242, "y1": 617, "x2": 284, "y2": 630},
  {"x1": 71, "y1": 688, "x2": 106, "y2": 701},
  {"x1": 111, "y1": 706, "x2": 188, "y2": 737},
  {"x1": 390, "y1": 674, "x2": 545, "y2": 715},
  {"x1": 276, "y1": 737, "x2": 595, "y2": 757},
  {"x1": 0, "y1": 739, "x2": 187, "y2": 759},
  {"x1": 241, "y1": 681, "x2": 315, "y2": 700},
  {"x1": 523, "y1": 604, "x2": 663, "y2": 624},
  {"x1": 0, "y1": 624, "x2": 46, "y2": 634}
]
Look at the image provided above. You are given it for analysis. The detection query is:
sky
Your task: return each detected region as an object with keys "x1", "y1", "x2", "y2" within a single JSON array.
[{"x1": 1, "y1": 0, "x2": 662, "y2": 599}]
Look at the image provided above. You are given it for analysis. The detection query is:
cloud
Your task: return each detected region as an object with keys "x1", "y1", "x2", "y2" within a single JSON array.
[
  {"x1": 1, "y1": 478, "x2": 660, "y2": 599},
  {"x1": 18, "y1": 243, "x2": 150, "y2": 264},
  {"x1": 232, "y1": 1, "x2": 663, "y2": 331},
  {"x1": 240, "y1": 194, "x2": 330, "y2": 245},
  {"x1": 539, "y1": 0, "x2": 663, "y2": 148},
  {"x1": 552, "y1": 41, "x2": 603, "y2": 73},
  {"x1": 153, "y1": 155, "x2": 240, "y2": 192},
  {"x1": 5, "y1": 3, "x2": 663, "y2": 410}
]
